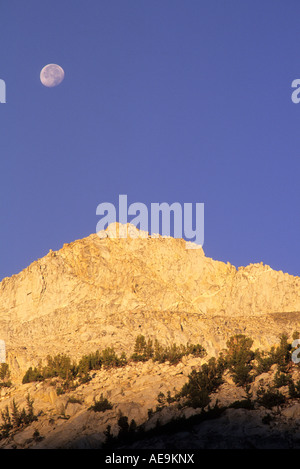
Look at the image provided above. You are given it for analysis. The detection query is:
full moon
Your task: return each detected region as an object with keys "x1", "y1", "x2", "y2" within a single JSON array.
[{"x1": 40, "y1": 64, "x2": 65, "y2": 88}]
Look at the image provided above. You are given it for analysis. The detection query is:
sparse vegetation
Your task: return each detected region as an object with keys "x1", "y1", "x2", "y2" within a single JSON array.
[
  {"x1": 273, "y1": 370, "x2": 292, "y2": 388},
  {"x1": 288, "y1": 379, "x2": 300, "y2": 398},
  {"x1": 131, "y1": 335, "x2": 206, "y2": 365},
  {"x1": 155, "y1": 333, "x2": 300, "y2": 416},
  {"x1": 131, "y1": 335, "x2": 154, "y2": 362},
  {"x1": 255, "y1": 334, "x2": 292, "y2": 375},
  {"x1": 12, "y1": 331, "x2": 300, "y2": 448},
  {"x1": 22, "y1": 366, "x2": 43, "y2": 384},
  {"x1": 0, "y1": 394, "x2": 37, "y2": 440},
  {"x1": 33, "y1": 429, "x2": 44, "y2": 442},
  {"x1": 254, "y1": 350, "x2": 276, "y2": 374},
  {"x1": 21, "y1": 335, "x2": 206, "y2": 390},
  {"x1": 0, "y1": 363, "x2": 12, "y2": 388},
  {"x1": 179, "y1": 357, "x2": 224, "y2": 408},
  {"x1": 67, "y1": 396, "x2": 83, "y2": 405},
  {"x1": 228, "y1": 399, "x2": 255, "y2": 410},
  {"x1": 102, "y1": 403, "x2": 225, "y2": 450},
  {"x1": 224, "y1": 334, "x2": 254, "y2": 386},
  {"x1": 88, "y1": 394, "x2": 113, "y2": 413},
  {"x1": 117, "y1": 412, "x2": 137, "y2": 438},
  {"x1": 22, "y1": 348, "x2": 128, "y2": 387},
  {"x1": 256, "y1": 386, "x2": 286, "y2": 410},
  {"x1": 22, "y1": 354, "x2": 77, "y2": 385}
]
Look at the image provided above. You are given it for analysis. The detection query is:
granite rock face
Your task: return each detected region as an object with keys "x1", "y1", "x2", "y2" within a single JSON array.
[
  {"x1": 1, "y1": 223, "x2": 300, "y2": 448},
  {"x1": 1, "y1": 223, "x2": 300, "y2": 381},
  {"x1": 0, "y1": 358, "x2": 300, "y2": 449}
]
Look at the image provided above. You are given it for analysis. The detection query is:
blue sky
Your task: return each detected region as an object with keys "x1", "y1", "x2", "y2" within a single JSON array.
[{"x1": 1, "y1": 0, "x2": 300, "y2": 280}]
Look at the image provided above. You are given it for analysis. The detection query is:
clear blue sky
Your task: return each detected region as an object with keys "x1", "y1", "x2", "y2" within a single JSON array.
[{"x1": 1, "y1": 0, "x2": 300, "y2": 281}]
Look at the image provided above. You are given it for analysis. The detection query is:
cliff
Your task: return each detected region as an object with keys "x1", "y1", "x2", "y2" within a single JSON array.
[{"x1": 1, "y1": 223, "x2": 300, "y2": 381}]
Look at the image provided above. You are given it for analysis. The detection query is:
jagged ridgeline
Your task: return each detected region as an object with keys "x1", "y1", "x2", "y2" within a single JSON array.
[
  {"x1": 1, "y1": 222, "x2": 300, "y2": 385},
  {"x1": 1, "y1": 220, "x2": 300, "y2": 449}
]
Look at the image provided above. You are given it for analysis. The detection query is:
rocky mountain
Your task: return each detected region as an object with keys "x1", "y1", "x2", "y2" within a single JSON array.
[
  {"x1": 1, "y1": 223, "x2": 300, "y2": 382},
  {"x1": 1, "y1": 223, "x2": 300, "y2": 449}
]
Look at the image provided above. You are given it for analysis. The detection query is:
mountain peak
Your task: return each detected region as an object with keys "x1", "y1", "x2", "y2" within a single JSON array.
[{"x1": 1, "y1": 228, "x2": 300, "y2": 383}]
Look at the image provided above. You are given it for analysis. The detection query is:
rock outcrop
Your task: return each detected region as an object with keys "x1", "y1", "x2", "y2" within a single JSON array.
[
  {"x1": 1, "y1": 223, "x2": 300, "y2": 449},
  {"x1": 1, "y1": 358, "x2": 300, "y2": 449},
  {"x1": 1, "y1": 222, "x2": 300, "y2": 381}
]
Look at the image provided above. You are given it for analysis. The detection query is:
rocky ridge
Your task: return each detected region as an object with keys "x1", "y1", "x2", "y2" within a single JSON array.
[
  {"x1": 1, "y1": 223, "x2": 300, "y2": 382},
  {"x1": 1, "y1": 223, "x2": 300, "y2": 448}
]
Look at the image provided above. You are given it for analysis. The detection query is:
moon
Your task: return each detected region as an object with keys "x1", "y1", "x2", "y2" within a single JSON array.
[{"x1": 40, "y1": 64, "x2": 65, "y2": 88}]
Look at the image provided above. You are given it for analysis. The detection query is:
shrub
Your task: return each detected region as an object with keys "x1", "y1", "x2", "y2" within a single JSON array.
[
  {"x1": 78, "y1": 373, "x2": 92, "y2": 384},
  {"x1": 88, "y1": 394, "x2": 113, "y2": 412},
  {"x1": 33, "y1": 429, "x2": 44, "y2": 442},
  {"x1": 0, "y1": 394, "x2": 37, "y2": 439},
  {"x1": 166, "y1": 390, "x2": 176, "y2": 404},
  {"x1": 225, "y1": 335, "x2": 254, "y2": 387},
  {"x1": 0, "y1": 363, "x2": 10, "y2": 381},
  {"x1": 101, "y1": 348, "x2": 122, "y2": 369},
  {"x1": 117, "y1": 413, "x2": 129, "y2": 435},
  {"x1": 67, "y1": 396, "x2": 83, "y2": 405},
  {"x1": 180, "y1": 357, "x2": 224, "y2": 408},
  {"x1": 231, "y1": 362, "x2": 253, "y2": 387},
  {"x1": 116, "y1": 413, "x2": 137, "y2": 442},
  {"x1": 185, "y1": 343, "x2": 207, "y2": 358},
  {"x1": 0, "y1": 381, "x2": 11, "y2": 388},
  {"x1": 228, "y1": 399, "x2": 255, "y2": 410},
  {"x1": 22, "y1": 354, "x2": 76, "y2": 384},
  {"x1": 119, "y1": 352, "x2": 128, "y2": 366},
  {"x1": 22, "y1": 366, "x2": 44, "y2": 384},
  {"x1": 77, "y1": 351, "x2": 102, "y2": 376},
  {"x1": 0, "y1": 363, "x2": 12, "y2": 388},
  {"x1": 226, "y1": 335, "x2": 254, "y2": 365},
  {"x1": 152, "y1": 339, "x2": 206, "y2": 365},
  {"x1": 21, "y1": 346, "x2": 127, "y2": 385},
  {"x1": 288, "y1": 379, "x2": 300, "y2": 398},
  {"x1": 43, "y1": 354, "x2": 75, "y2": 380},
  {"x1": 159, "y1": 344, "x2": 185, "y2": 365},
  {"x1": 21, "y1": 334, "x2": 205, "y2": 388},
  {"x1": 256, "y1": 386, "x2": 286, "y2": 409},
  {"x1": 273, "y1": 334, "x2": 292, "y2": 372},
  {"x1": 255, "y1": 350, "x2": 276, "y2": 374},
  {"x1": 255, "y1": 335, "x2": 291, "y2": 375},
  {"x1": 153, "y1": 339, "x2": 166, "y2": 363},
  {"x1": 0, "y1": 406, "x2": 12, "y2": 438},
  {"x1": 273, "y1": 370, "x2": 292, "y2": 388},
  {"x1": 131, "y1": 335, "x2": 154, "y2": 362},
  {"x1": 157, "y1": 392, "x2": 166, "y2": 405},
  {"x1": 104, "y1": 425, "x2": 115, "y2": 446}
]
